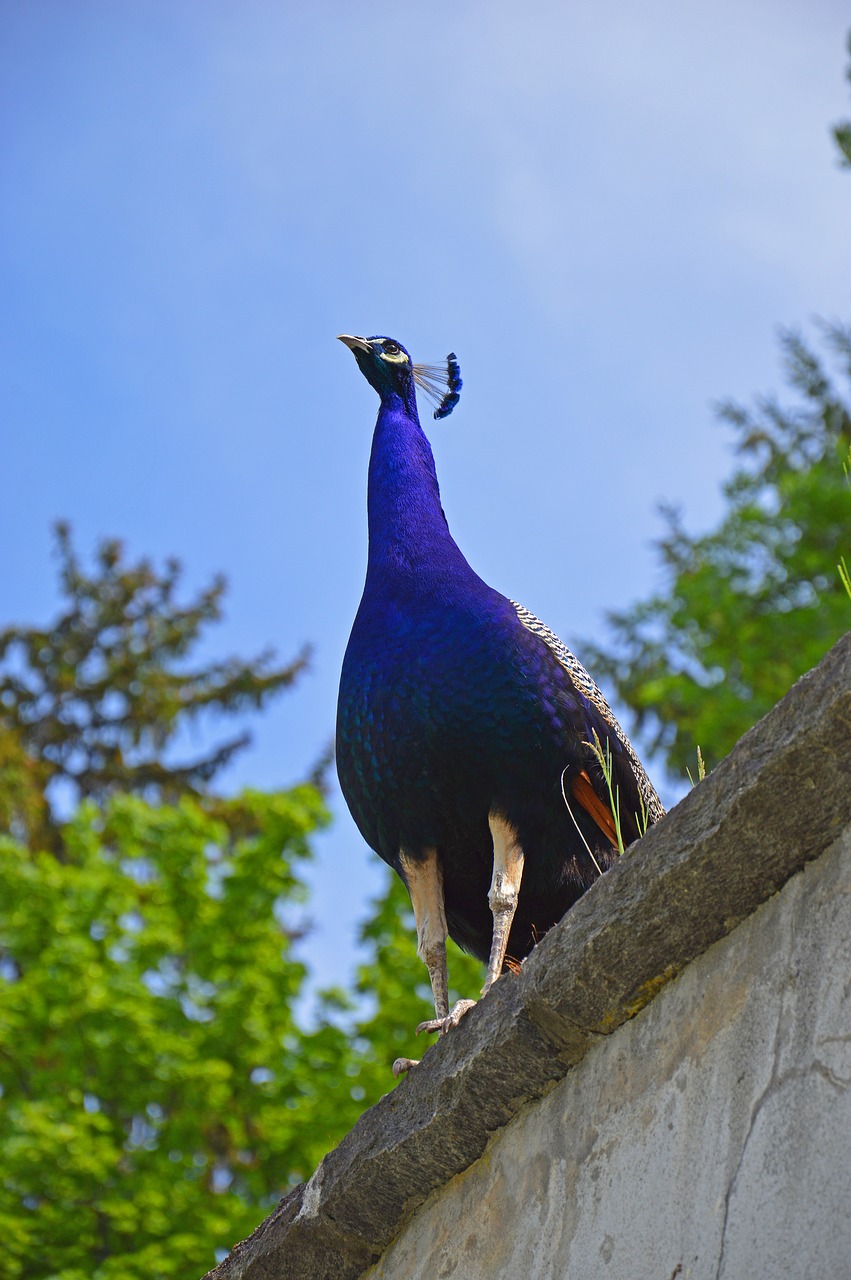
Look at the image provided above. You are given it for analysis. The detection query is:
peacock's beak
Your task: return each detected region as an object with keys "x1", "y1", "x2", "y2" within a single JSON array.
[{"x1": 337, "y1": 334, "x2": 372, "y2": 354}]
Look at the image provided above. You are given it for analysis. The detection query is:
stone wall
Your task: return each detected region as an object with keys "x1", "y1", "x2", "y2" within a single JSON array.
[
  {"x1": 373, "y1": 826, "x2": 851, "y2": 1279},
  {"x1": 206, "y1": 633, "x2": 851, "y2": 1280}
]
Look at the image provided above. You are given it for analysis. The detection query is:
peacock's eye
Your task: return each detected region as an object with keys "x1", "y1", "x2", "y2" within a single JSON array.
[{"x1": 382, "y1": 340, "x2": 400, "y2": 355}]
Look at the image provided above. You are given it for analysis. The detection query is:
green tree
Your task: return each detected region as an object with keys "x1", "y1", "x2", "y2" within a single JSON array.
[
  {"x1": 0, "y1": 788, "x2": 334, "y2": 1280},
  {"x1": 0, "y1": 531, "x2": 339, "y2": 1278},
  {"x1": 0, "y1": 524, "x2": 307, "y2": 849},
  {"x1": 585, "y1": 35, "x2": 851, "y2": 780},
  {"x1": 585, "y1": 323, "x2": 850, "y2": 778}
]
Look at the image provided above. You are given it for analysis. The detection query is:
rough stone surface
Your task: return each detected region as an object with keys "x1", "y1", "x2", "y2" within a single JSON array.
[
  {"x1": 204, "y1": 633, "x2": 851, "y2": 1280},
  {"x1": 372, "y1": 825, "x2": 851, "y2": 1279}
]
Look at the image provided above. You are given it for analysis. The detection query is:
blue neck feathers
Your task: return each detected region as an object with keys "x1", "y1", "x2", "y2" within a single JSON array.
[{"x1": 365, "y1": 395, "x2": 470, "y2": 590}]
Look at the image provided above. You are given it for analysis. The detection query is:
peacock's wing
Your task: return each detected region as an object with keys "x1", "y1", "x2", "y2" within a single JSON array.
[{"x1": 510, "y1": 600, "x2": 665, "y2": 841}]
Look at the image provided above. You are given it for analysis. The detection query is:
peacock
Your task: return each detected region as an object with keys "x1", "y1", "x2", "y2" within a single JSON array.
[{"x1": 336, "y1": 334, "x2": 664, "y2": 1073}]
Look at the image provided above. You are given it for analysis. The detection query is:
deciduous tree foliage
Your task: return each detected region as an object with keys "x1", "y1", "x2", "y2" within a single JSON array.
[
  {"x1": 584, "y1": 323, "x2": 851, "y2": 778},
  {"x1": 0, "y1": 781, "x2": 478, "y2": 1280},
  {"x1": 0, "y1": 534, "x2": 335, "y2": 1278},
  {"x1": 0, "y1": 790, "x2": 331, "y2": 1280},
  {"x1": 585, "y1": 43, "x2": 851, "y2": 780}
]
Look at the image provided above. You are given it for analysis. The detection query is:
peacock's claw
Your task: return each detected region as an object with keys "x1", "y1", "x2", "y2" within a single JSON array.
[
  {"x1": 415, "y1": 998, "x2": 477, "y2": 1037},
  {"x1": 392, "y1": 1057, "x2": 420, "y2": 1077}
]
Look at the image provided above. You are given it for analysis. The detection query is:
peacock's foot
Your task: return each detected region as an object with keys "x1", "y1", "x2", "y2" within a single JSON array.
[
  {"x1": 392, "y1": 999, "x2": 478, "y2": 1075},
  {"x1": 415, "y1": 998, "x2": 477, "y2": 1038}
]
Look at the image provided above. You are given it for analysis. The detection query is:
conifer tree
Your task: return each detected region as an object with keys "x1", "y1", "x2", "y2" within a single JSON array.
[{"x1": 0, "y1": 524, "x2": 308, "y2": 846}]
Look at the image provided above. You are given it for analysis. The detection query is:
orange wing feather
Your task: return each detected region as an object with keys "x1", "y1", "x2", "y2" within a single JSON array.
[{"x1": 571, "y1": 770, "x2": 619, "y2": 847}]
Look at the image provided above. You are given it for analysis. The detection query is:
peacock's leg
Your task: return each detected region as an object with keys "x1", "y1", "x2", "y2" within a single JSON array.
[
  {"x1": 405, "y1": 813, "x2": 525, "y2": 1065},
  {"x1": 393, "y1": 848, "x2": 451, "y2": 1075},
  {"x1": 482, "y1": 813, "x2": 525, "y2": 994}
]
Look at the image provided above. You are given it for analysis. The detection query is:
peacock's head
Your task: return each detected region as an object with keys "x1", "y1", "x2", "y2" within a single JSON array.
[{"x1": 337, "y1": 334, "x2": 461, "y2": 420}]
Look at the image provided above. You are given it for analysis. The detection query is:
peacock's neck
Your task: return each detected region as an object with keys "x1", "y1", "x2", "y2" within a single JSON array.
[{"x1": 365, "y1": 397, "x2": 470, "y2": 590}]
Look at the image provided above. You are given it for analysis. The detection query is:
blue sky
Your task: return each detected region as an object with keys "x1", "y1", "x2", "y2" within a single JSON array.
[{"x1": 2, "y1": 1, "x2": 850, "y2": 994}]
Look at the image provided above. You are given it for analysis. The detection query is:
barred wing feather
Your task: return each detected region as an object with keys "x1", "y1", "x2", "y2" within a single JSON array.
[{"x1": 510, "y1": 600, "x2": 665, "y2": 827}]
